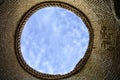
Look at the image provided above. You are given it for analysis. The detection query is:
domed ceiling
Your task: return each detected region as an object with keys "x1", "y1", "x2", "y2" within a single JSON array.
[{"x1": 0, "y1": 0, "x2": 120, "y2": 80}]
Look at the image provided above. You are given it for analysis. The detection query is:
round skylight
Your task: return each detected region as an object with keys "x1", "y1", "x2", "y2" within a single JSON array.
[{"x1": 20, "y1": 7, "x2": 89, "y2": 75}]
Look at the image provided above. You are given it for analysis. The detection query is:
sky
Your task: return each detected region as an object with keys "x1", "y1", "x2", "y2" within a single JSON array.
[{"x1": 20, "y1": 7, "x2": 89, "y2": 75}]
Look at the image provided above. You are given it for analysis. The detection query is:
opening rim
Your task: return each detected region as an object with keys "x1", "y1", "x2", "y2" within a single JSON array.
[{"x1": 15, "y1": 1, "x2": 94, "y2": 80}]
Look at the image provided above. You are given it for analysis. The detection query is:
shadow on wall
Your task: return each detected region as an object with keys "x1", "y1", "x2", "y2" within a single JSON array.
[{"x1": 114, "y1": 0, "x2": 120, "y2": 19}]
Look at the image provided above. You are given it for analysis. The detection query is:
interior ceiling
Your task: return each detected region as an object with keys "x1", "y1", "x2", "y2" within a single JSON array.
[{"x1": 0, "y1": 0, "x2": 120, "y2": 80}]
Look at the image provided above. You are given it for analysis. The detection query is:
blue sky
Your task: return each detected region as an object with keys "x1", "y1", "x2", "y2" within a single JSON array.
[{"x1": 20, "y1": 7, "x2": 89, "y2": 75}]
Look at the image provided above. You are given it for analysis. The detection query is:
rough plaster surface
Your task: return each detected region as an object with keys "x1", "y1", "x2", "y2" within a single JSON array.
[{"x1": 0, "y1": 0, "x2": 120, "y2": 80}]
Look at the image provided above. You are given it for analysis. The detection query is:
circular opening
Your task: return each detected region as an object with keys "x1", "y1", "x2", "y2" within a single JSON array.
[
  {"x1": 21, "y1": 7, "x2": 89, "y2": 75},
  {"x1": 16, "y1": 1, "x2": 93, "y2": 79}
]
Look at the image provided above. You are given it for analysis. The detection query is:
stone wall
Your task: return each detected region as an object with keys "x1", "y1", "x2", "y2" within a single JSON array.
[{"x1": 0, "y1": 0, "x2": 120, "y2": 80}]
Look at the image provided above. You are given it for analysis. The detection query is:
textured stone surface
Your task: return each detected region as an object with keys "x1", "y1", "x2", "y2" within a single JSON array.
[{"x1": 0, "y1": 0, "x2": 120, "y2": 80}]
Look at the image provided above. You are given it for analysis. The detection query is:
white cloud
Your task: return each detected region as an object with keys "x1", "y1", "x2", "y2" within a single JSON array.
[{"x1": 21, "y1": 7, "x2": 89, "y2": 75}]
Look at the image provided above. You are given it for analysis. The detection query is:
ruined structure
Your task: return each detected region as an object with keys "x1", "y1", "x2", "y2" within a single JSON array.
[{"x1": 0, "y1": 0, "x2": 120, "y2": 80}]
